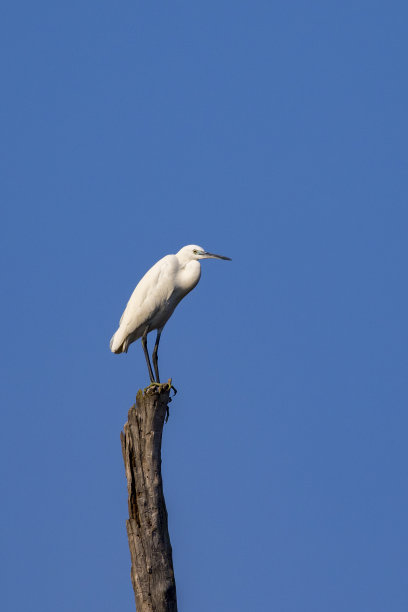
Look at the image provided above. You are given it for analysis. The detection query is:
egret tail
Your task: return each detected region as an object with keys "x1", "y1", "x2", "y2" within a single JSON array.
[{"x1": 110, "y1": 328, "x2": 128, "y2": 354}]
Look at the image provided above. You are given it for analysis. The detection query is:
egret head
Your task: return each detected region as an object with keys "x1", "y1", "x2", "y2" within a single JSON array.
[{"x1": 177, "y1": 244, "x2": 231, "y2": 263}]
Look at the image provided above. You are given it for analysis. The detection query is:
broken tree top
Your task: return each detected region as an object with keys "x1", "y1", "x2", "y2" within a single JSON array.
[{"x1": 121, "y1": 382, "x2": 178, "y2": 611}]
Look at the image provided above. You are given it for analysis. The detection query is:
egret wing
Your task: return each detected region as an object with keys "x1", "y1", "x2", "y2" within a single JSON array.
[{"x1": 117, "y1": 255, "x2": 178, "y2": 338}]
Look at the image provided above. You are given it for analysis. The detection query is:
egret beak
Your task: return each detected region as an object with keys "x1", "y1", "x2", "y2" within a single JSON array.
[{"x1": 202, "y1": 251, "x2": 232, "y2": 261}]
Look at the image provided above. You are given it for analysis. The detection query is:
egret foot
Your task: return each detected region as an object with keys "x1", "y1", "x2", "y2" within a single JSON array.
[
  {"x1": 168, "y1": 380, "x2": 177, "y2": 396},
  {"x1": 143, "y1": 381, "x2": 162, "y2": 394},
  {"x1": 143, "y1": 378, "x2": 177, "y2": 397}
]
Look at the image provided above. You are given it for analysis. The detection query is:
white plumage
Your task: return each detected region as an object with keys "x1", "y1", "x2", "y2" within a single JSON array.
[{"x1": 110, "y1": 244, "x2": 231, "y2": 383}]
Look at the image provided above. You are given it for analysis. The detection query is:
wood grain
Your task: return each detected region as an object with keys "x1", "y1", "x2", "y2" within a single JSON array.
[{"x1": 121, "y1": 385, "x2": 177, "y2": 612}]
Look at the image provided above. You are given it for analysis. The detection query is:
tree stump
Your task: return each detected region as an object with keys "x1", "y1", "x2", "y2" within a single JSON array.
[{"x1": 120, "y1": 384, "x2": 178, "y2": 612}]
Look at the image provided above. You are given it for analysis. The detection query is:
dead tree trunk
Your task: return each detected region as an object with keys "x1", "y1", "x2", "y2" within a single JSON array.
[{"x1": 120, "y1": 384, "x2": 177, "y2": 612}]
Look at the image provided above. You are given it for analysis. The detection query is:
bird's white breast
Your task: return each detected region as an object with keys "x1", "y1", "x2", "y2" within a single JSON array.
[
  {"x1": 149, "y1": 260, "x2": 201, "y2": 328},
  {"x1": 175, "y1": 260, "x2": 201, "y2": 296}
]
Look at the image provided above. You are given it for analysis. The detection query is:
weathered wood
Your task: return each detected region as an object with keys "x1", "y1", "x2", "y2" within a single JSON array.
[{"x1": 121, "y1": 384, "x2": 177, "y2": 612}]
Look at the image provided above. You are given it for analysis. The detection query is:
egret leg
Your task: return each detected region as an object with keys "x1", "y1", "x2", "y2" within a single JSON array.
[
  {"x1": 141, "y1": 327, "x2": 155, "y2": 383},
  {"x1": 152, "y1": 328, "x2": 163, "y2": 384}
]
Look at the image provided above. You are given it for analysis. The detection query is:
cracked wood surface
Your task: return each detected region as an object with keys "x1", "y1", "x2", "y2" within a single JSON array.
[{"x1": 121, "y1": 386, "x2": 177, "y2": 612}]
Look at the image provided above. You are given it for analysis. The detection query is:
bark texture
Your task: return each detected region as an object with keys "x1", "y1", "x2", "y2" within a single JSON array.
[{"x1": 121, "y1": 385, "x2": 177, "y2": 612}]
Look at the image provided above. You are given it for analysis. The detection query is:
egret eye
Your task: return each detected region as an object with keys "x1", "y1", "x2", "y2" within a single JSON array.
[{"x1": 193, "y1": 249, "x2": 198, "y2": 254}]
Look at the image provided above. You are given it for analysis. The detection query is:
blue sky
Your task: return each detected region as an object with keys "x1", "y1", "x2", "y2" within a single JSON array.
[{"x1": 1, "y1": 1, "x2": 407, "y2": 610}]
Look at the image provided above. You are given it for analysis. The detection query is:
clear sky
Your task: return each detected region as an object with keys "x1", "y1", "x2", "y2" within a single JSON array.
[{"x1": 2, "y1": 2, "x2": 407, "y2": 611}]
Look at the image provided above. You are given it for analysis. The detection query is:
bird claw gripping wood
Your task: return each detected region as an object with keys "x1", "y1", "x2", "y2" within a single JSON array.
[
  {"x1": 168, "y1": 378, "x2": 177, "y2": 397},
  {"x1": 143, "y1": 378, "x2": 177, "y2": 398},
  {"x1": 143, "y1": 379, "x2": 177, "y2": 423}
]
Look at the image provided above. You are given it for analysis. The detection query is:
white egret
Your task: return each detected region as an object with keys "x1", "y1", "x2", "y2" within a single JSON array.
[{"x1": 110, "y1": 244, "x2": 231, "y2": 383}]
